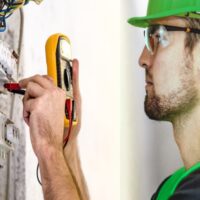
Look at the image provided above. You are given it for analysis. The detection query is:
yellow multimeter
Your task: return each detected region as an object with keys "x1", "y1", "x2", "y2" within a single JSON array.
[{"x1": 45, "y1": 33, "x2": 77, "y2": 127}]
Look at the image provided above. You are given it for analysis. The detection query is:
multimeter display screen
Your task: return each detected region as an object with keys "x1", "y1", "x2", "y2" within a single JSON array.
[
  {"x1": 56, "y1": 36, "x2": 73, "y2": 99},
  {"x1": 60, "y1": 39, "x2": 72, "y2": 60}
]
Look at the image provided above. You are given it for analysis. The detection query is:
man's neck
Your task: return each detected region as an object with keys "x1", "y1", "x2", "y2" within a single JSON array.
[{"x1": 172, "y1": 104, "x2": 200, "y2": 169}]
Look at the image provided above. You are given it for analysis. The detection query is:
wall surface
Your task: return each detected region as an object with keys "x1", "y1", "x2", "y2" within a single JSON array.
[{"x1": 23, "y1": 1, "x2": 120, "y2": 200}]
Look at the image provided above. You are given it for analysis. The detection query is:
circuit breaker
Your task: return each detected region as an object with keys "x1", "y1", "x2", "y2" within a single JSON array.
[{"x1": 0, "y1": 112, "x2": 20, "y2": 199}]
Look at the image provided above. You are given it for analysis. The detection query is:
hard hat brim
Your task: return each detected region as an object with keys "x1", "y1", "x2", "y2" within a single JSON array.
[{"x1": 128, "y1": 7, "x2": 200, "y2": 28}]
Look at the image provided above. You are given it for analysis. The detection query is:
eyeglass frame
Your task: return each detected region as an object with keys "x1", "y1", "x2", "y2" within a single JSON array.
[{"x1": 143, "y1": 24, "x2": 200, "y2": 54}]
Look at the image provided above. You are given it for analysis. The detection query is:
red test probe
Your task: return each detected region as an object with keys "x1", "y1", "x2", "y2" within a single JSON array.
[{"x1": 4, "y1": 83, "x2": 25, "y2": 95}]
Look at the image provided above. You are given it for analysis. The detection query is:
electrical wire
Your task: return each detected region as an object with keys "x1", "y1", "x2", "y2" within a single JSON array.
[
  {"x1": 0, "y1": 0, "x2": 43, "y2": 31},
  {"x1": 0, "y1": 1, "x2": 5, "y2": 11},
  {"x1": 0, "y1": 0, "x2": 42, "y2": 31},
  {"x1": 0, "y1": 0, "x2": 24, "y2": 31},
  {"x1": 63, "y1": 99, "x2": 73, "y2": 148}
]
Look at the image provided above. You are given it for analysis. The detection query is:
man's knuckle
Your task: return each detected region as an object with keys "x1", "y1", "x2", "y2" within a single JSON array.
[
  {"x1": 27, "y1": 81, "x2": 33, "y2": 89},
  {"x1": 34, "y1": 74, "x2": 41, "y2": 80}
]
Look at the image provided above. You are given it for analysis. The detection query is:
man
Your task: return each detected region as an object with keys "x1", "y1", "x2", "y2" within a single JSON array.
[
  {"x1": 128, "y1": 0, "x2": 200, "y2": 199},
  {"x1": 19, "y1": 59, "x2": 89, "y2": 200}
]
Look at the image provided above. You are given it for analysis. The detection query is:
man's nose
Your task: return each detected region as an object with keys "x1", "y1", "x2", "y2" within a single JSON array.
[{"x1": 138, "y1": 47, "x2": 153, "y2": 69}]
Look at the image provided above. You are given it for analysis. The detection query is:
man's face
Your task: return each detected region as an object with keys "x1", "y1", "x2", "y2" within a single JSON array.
[{"x1": 139, "y1": 17, "x2": 200, "y2": 121}]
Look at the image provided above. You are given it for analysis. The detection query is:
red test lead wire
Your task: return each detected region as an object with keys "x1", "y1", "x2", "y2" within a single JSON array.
[{"x1": 63, "y1": 99, "x2": 73, "y2": 148}]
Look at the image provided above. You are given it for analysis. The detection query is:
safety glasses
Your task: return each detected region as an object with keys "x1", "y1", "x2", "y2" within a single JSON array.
[{"x1": 144, "y1": 24, "x2": 200, "y2": 55}]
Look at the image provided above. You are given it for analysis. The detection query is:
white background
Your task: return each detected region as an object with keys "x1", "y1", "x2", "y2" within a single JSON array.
[{"x1": 23, "y1": 0, "x2": 120, "y2": 199}]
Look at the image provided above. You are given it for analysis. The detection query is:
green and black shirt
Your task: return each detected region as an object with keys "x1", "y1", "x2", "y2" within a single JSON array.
[{"x1": 151, "y1": 162, "x2": 200, "y2": 200}]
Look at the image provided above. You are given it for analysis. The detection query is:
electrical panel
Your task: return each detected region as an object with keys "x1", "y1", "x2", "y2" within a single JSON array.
[
  {"x1": 0, "y1": 7, "x2": 25, "y2": 200},
  {"x1": 0, "y1": 0, "x2": 45, "y2": 199}
]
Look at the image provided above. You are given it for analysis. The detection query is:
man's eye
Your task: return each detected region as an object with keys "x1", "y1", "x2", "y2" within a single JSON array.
[
  {"x1": 155, "y1": 34, "x2": 160, "y2": 39},
  {"x1": 154, "y1": 34, "x2": 161, "y2": 42}
]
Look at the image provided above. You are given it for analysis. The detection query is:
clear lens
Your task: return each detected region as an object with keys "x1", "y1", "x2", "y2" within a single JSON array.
[
  {"x1": 144, "y1": 25, "x2": 170, "y2": 54},
  {"x1": 144, "y1": 25, "x2": 158, "y2": 54},
  {"x1": 144, "y1": 27, "x2": 153, "y2": 54}
]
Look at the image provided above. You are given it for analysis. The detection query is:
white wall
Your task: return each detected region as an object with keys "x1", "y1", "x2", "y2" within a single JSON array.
[
  {"x1": 23, "y1": 0, "x2": 120, "y2": 199},
  {"x1": 121, "y1": 1, "x2": 182, "y2": 200}
]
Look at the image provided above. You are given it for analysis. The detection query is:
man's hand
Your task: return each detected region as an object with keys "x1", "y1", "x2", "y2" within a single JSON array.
[
  {"x1": 19, "y1": 74, "x2": 65, "y2": 157},
  {"x1": 19, "y1": 59, "x2": 81, "y2": 157}
]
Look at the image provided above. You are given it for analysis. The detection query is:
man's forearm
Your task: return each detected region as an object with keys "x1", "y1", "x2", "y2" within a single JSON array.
[
  {"x1": 38, "y1": 146, "x2": 81, "y2": 200},
  {"x1": 64, "y1": 139, "x2": 90, "y2": 200}
]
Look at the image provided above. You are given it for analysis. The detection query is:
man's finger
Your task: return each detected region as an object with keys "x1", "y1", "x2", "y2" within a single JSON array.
[
  {"x1": 24, "y1": 98, "x2": 36, "y2": 113},
  {"x1": 22, "y1": 98, "x2": 35, "y2": 126},
  {"x1": 71, "y1": 59, "x2": 82, "y2": 128},
  {"x1": 23, "y1": 106, "x2": 30, "y2": 126},
  {"x1": 72, "y1": 59, "x2": 81, "y2": 100},
  {"x1": 22, "y1": 81, "x2": 42, "y2": 107},
  {"x1": 23, "y1": 88, "x2": 30, "y2": 105},
  {"x1": 42, "y1": 75, "x2": 54, "y2": 83},
  {"x1": 26, "y1": 81, "x2": 45, "y2": 98},
  {"x1": 19, "y1": 74, "x2": 54, "y2": 89}
]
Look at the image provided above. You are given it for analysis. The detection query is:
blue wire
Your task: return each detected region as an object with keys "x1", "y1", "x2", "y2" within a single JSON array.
[
  {"x1": 0, "y1": 0, "x2": 28, "y2": 31},
  {"x1": 5, "y1": 12, "x2": 13, "y2": 18},
  {"x1": 0, "y1": 17, "x2": 6, "y2": 32}
]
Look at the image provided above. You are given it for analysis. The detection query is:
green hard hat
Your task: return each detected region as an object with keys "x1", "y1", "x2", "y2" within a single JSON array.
[{"x1": 128, "y1": 0, "x2": 200, "y2": 28}]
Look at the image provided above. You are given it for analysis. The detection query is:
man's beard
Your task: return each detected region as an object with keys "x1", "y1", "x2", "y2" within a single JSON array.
[{"x1": 144, "y1": 60, "x2": 198, "y2": 122}]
